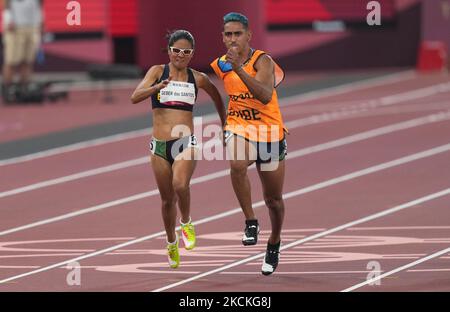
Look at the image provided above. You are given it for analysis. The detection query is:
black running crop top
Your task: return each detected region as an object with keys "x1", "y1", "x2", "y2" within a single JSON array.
[{"x1": 151, "y1": 64, "x2": 198, "y2": 112}]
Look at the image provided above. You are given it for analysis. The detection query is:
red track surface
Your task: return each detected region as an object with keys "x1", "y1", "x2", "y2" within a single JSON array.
[{"x1": 0, "y1": 71, "x2": 449, "y2": 292}]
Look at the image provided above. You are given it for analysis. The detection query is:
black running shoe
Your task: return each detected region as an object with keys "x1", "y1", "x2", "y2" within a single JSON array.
[
  {"x1": 261, "y1": 241, "x2": 281, "y2": 275},
  {"x1": 242, "y1": 219, "x2": 259, "y2": 246}
]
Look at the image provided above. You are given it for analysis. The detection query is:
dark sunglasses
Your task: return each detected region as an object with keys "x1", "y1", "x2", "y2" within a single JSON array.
[{"x1": 169, "y1": 46, "x2": 194, "y2": 56}]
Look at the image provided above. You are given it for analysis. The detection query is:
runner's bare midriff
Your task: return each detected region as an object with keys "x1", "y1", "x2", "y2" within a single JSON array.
[{"x1": 152, "y1": 108, "x2": 194, "y2": 140}]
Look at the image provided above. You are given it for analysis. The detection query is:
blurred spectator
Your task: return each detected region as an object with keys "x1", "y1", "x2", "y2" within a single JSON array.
[{"x1": 2, "y1": 0, "x2": 44, "y2": 102}]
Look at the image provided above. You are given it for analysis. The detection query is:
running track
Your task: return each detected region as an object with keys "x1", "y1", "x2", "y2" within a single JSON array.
[{"x1": 0, "y1": 70, "x2": 449, "y2": 292}]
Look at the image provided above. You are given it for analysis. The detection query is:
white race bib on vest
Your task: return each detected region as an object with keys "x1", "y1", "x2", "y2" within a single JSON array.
[{"x1": 160, "y1": 81, "x2": 196, "y2": 105}]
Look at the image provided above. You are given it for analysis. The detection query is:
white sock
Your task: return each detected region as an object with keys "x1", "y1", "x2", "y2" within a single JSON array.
[
  {"x1": 167, "y1": 233, "x2": 178, "y2": 245},
  {"x1": 180, "y1": 216, "x2": 192, "y2": 226}
]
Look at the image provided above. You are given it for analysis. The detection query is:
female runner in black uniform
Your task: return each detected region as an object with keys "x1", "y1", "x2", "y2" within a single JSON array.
[{"x1": 131, "y1": 30, "x2": 226, "y2": 268}]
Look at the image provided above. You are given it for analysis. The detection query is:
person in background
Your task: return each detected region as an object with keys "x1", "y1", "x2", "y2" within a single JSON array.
[{"x1": 2, "y1": 0, "x2": 44, "y2": 103}]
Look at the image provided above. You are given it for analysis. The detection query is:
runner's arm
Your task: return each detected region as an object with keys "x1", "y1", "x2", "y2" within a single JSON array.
[
  {"x1": 234, "y1": 54, "x2": 274, "y2": 105},
  {"x1": 130, "y1": 65, "x2": 169, "y2": 104}
]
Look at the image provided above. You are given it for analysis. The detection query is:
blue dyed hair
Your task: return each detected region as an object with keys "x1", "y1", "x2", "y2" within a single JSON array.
[{"x1": 223, "y1": 12, "x2": 249, "y2": 29}]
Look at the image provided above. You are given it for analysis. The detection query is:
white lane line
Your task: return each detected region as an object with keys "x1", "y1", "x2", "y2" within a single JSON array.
[
  {"x1": 2, "y1": 89, "x2": 450, "y2": 200},
  {"x1": 286, "y1": 110, "x2": 450, "y2": 159},
  {"x1": 0, "y1": 114, "x2": 218, "y2": 167},
  {"x1": 0, "y1": 70, "x2": 414, "y2": 167},
  {"x1": 219, "y1": 271, "x2": 380, "y2": 275},
  {"x1": 1, "y1": 142, "x2": 450, "y2": 285},
  {"x1": 283, "y1": 81, "x2": 450, "y2": 129},
  {"x1": 152, "y1": 188, "x2": 450, "y2": 292},
  {"x1": 287, "y1": 102, "x2": 450, "y2": 128},
  {"x1": 0, "y1": 157, "x2": 149, "y2": 199},
  {"x1": 0, "y1": 128, "x2": 150, "y2": 167},
  {"x1": 0, "y1": 106, "x2": 353, "y2": 198},
  {"x1": 408, "y1": 268, "x2": 450, "y2": 272},
  {"x1": 341, "y1": 246, "x2": 450, "y2": 292},
  {"x1": 280, "y1": 70, "x2": 416, "y2": 107},
  {"x1": 379, "y1": 81, "x2": 450, "y2": 106},
  {"x1": 348, "y1": 226, "x2": 450, "y2": 231},
  {"x1": 0, "y1": 170, "x2": 230, "y2": 237},
  {"x1": 1, "y1": 111, "x2": 450, "y2": 235}
]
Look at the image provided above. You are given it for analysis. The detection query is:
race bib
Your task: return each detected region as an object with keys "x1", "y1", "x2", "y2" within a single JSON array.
[{"x1": 159, "y1": 81, "x2": 196, "y2": 105}]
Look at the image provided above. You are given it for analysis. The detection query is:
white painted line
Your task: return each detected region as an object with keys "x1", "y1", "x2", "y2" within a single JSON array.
[
  {"x1": 0, "y1": 157, "x2": 149, "y2": 199},
  {"x1": 2, "y1": 111, "x2": 450, "y2": 234},
  {"x1": 0, "y1": 114, "x2": 219, "y2": 167},
  {"x1": 348, "y1": 226, "x2": 450, "y2": 231},
  {"x1": 280, "y1": 70, "x2": 416, "y2": 107},
  {"x1": 152, "y1": 188, "x2": 450, "y2": 292},
  {"x1": 0, "y1": 107, "x2": 351, "y2": 198},
  {"x1": 0, "y1": 70, "x2": 415, "y2": 167},
  {"x1": 341, "y1": 246, "x2": 450, "y2": 292},
  {"x1": 220, "y1": 271, "x2": 382, "y2": 275},
  {"x1": 408, "y1": 268, "x2": 450, "y2": 272},
  {"x1": 337, "y1": 101, "x2": 450, "y2": 119},
  {"x1": 282, "y1": 82, "x2": 450, "y2": 138},
  {"x1": 0, "y1": 170, "x2": 228, "y2": 237},
  {"x1": 286, "y1": 110, "x2": 450, "y2": 159},
  {"x1": 2, "y1": 97, "x2": 449, "y2": 199},
  {"x1": 1, "y1": 142, "x2": 450, "y2": 285},
  {"x1": 379, "y1": 81, "x2": 450, "y2": 106},
  {"x1": 0, "y1": 128, "x2": 150, "y2": 167}
]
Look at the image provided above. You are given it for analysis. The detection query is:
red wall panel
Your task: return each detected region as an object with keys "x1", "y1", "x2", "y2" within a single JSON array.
[
  {"x1": 266, "y1": 0, "x2": 396, "y2": 24},
  {"x1": 44, "y1": 0, "x2": 107, "y2": 32},
  {"x1": 0, "y1": 0, "x2": 137, "y2": 35},
  {"x1": 109, "y1": 0, "x2": 137, "y2": 36}
]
